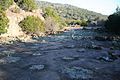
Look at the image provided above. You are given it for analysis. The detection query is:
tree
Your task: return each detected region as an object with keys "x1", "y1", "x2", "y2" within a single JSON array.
[
  {"x1": 19, "y1": 16, "x2": 45, "y2": 34},
  {"x1": 14, "y1": 0, "x2": 37, "y2": 11},
  {"x1": 44, "y1": 7, "x2": 65, "y2": 31},
  {"x1": 0, "y1": 9, "x2": 9, "y2": 34},
  {"x1": 105, "y1": 7, "x2": 120, "y2": 34},
  {"x1": 0, "y1": 0, "x2": 13, "y2": 10}
]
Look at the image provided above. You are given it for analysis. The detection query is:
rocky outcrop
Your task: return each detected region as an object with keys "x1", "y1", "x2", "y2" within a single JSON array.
[{"x1": 0, "y1": 2, "x2": 45, "y2": 43}]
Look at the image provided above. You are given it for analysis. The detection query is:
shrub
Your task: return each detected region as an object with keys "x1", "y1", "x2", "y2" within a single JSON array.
[
  {"x1": 0, "y1": 10, "x2": 9, "y2": 34},
  {"x1": 44, "y1": 7, "x2": 65, "y2": 31},
  {"x1": 19, "y1": 16, "x2": 45, "y2": 34},
  {"x1": 0, "y1": 0, "x2": 13, "y2": 11},
  {"x1": 45, "y1": 17, "x2": 59, "y2": 32},
  {"x1": 14, "y1": 0, "x2": 37, "y2": 11},
  {"x1": 105, "y1": 12, "x2": 120, "y2": 34}
]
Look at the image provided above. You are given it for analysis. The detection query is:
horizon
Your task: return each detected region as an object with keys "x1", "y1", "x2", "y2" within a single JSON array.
[{"x1": 37, "y1": 0, "x2": 120, "y2": 15}]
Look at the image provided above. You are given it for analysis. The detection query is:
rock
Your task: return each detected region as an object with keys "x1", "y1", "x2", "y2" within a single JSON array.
[
  {"x1": 91, "y1": 45, "x2": 102, "y2": 50},
  {"x1": 64, "y1": 45, "x2": 75, "y2": 48},
  {"x1": 62, "y1": 57, "x2": 75, "y2": 61},
  {"x1": 0, "y1": 56, "x2": 21, "y2": 64},
  {"x1": 97, "y1": 56, "x2": 114, "y2": 62},
  {"x1": 62, "y1": 56, "x2": 79, "y2": 61},
  {"x1": 32, "y1": 53, "x2": 42, "y2": 56},
  {"x1": 95, "y1": 36, "x2": 107, "y2": 41},
  {"x1": 77, "y1": 48, "x2": 85, "y2": 52},
  {"x1": 2, "y1": 50, "x2": 15, "y2": 56},
  {"x1": 62, "y1": 66, "x2": 93, "y2": 79},
  {"x1": 29, "y1": 65, "x2": 45, "y2": 70}
]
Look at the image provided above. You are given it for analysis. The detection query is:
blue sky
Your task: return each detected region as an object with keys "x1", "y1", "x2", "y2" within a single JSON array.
[{"x1": 37, "y1": 0, "x2": 120, "y2": 15}]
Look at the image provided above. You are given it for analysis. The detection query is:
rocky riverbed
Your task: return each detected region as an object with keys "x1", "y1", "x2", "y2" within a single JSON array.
[{"x1": 0, "y1": 28, "x2": 120, "y2": 80}]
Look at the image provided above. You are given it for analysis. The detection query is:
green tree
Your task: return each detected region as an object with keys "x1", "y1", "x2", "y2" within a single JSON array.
[
  {"x1": 0, "y1": 9, "x2": 9, "y2": 34},
  {"x1": 105, "y1": 7, "x2": 120, "y2": 34},
  {"x1": 14, "y1": 0, "x2": 37, "y2": 11},
  {"x1": 0, "y1": 0, "x2": 13, "y2": 11},
  {"x1": 19, "y1": 16, "x2": 45, "y2": 34},
  {"x1": 44, "y1": 7, "x2": 65, "y2": 30}
]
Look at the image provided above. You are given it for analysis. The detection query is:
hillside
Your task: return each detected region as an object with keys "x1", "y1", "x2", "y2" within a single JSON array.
[
  {"x1": 0, "y1": 0, "x2": 45, "y2": 43},
  {"x1": 36, "y1": 1, "x2": 107, "y2": 21}
]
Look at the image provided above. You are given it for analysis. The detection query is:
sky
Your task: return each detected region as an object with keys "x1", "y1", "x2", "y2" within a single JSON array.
[{"x1": 37, "y1": 0, "x2": 120, "y2": 15}]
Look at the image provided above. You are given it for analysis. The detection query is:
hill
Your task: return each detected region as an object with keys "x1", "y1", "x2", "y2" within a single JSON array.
[{"x1": 36, "y1": 1, "x2": 107, "y2": 21}]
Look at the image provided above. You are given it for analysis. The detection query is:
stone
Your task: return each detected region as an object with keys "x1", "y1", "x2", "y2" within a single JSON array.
[
  {"x1": 91, "y1": 45, "x2": 102, "y2": 50},
  {"x1": 29, "y1": 65, "x2": 45, "y2": 70},
  {"x1": 62, "y1": 57, "x2": 75, "y2": 61},
  {"x1": 97, "y1": 56, "x2": 114, "y2": 62},
  {"x1": 62, "y1": 66, "x2": 93, "y2": 79},
  {"x1": 64, "y1": 45, "x2": 75, "y2": 48},
  {"x1": 0, "y1": 56, "x2": 21, "y2": 64},
  {"x1": 95, "y1": 36, "x2": 107, "y2": 41},
  {"x1": 77, "y1": 48, "x2": 85, "y2": 52},
  {"x1": 32, "y1": 53, "x2": 42, "y2": 56},
  {"x1": 62, "y1": 56, "x2": 79, "y2": 61},
  {"x1": 2, "y1": 50, "x2": 15, "y2": 56}
]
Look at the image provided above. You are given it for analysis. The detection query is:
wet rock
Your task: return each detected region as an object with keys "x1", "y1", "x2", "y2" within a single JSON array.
[
  {"x1": 62, "y1": 66, "x2": 93, "y2": 79},
  {"x1": 29, "y1": 65, "x2": 45, "y2": 70},
  {"x1": 0, "y1": 56, "x2": 21, "y2": 64}
]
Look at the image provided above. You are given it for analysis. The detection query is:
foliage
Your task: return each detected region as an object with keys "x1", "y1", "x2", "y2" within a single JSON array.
[
  {"x1": 105, "y1": 9, "x2": 120, "y2": 34},
  {"x1": 0, "y1": 0, "x2": 13, "y2": 11},
  {"x1": 44, "y1": 7, "x2": 65, "y2": 31},
  {"x1": 37, "y1": 1, "x2": 107, "y2": 23},
  {"x1": 65, "y1": 19, "x2": 87, "y2": 26},
  {"x1": 14, "y1": 0, "x2": 37, "y2": 11},
  {"x1": 19, "y1": 16, "x2": 45, "y2": 34},
  {"x1": 0, "y1": 9, "x2": 9, "y2": 34},
  {"x1": 45, "y1": 17, "x2": 59, "y2": 32}
]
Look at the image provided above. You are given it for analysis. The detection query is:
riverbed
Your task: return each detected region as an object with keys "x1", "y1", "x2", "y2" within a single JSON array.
[{"x1": 0, "y1": 28, "x2": 120, "y2": 80}]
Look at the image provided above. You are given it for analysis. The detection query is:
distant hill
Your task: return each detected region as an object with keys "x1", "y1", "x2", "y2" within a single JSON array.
[{"x1": 36, "y1": 1, "x2": 107, "y2": 21}]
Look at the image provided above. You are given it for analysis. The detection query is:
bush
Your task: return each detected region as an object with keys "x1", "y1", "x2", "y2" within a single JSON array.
[
  {"x1": 44, "y1": 7, "x2": 65, "y2": 30},
  {"x1": 45, "y1": 17, "x2": 59, "y2": 32},
  {"x1": 105, "y1": 12, "x2": 120, "y2": 34},
  {"x1": 19, "y1": 16, "x2": 45, "y2": 34},
  {"x1": 14, "y1": 0, "x2": 37, "y2": 11},
  {"x1": 0, "y1": 10, "x2": 9, "y2": 34},
  {"x1": 0, "y1": 0, "x2": 13, "y2": 11}
]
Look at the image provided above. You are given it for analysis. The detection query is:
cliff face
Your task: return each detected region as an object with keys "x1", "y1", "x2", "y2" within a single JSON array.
[{"x1": 0, "y1": 2, "x2": 45, "y2": 42}]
